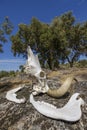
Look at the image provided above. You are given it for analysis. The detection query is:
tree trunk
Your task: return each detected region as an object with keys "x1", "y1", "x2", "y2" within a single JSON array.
[
  {"x1": 47, "y1": 49, "x2": 54, "y2": 70},
  {"x1": 66, "y1": 56, "x2": 74, "y2": 68},
  {"x1": 48, "y1": 58, "x2": 53, "y2": 70},
  {"x1": 69, "y1": 61, "x2": 73, "y2": 68}
]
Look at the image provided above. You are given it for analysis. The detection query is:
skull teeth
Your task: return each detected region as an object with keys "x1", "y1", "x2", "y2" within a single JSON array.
[{"x1": 30, "y1": 93, "x2": 84, "y2": 122}]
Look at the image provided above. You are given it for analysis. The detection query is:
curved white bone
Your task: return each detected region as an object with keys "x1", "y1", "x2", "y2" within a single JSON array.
[
  {"x1": 30, "y1": 93, "x2": 84, "y2": 122},
  {"x1": 24, "y1": 46, "x2": 46, "y2": 79},
  {"x1": 6, "y1": 85, "x2": 26, "y2": 103}
]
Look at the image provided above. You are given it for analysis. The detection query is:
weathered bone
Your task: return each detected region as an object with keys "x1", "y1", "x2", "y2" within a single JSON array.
[
  {"x1": 24, "y1": 46, "x2": 78, "y2": 98},
  {"x1": 30, "y1": 93, "x2": 84, "y2": 122},
  {"x1": 6, "y1": 85, "x2": 26, "y2": 103},
  {"x1": 24, "y1": 46, "x2": 46, "y2": 80},
  {"x1": 33, "y1": 76, "x2": 77, "y2": 98}
]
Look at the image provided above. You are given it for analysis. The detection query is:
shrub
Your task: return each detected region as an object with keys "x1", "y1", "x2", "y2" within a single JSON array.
[
  {"x1": 77, "y1": 60, "x2": 87, "y2": 68},
  {"x1": 0, "y1": 70, "x2": 16, "y2": 78}
]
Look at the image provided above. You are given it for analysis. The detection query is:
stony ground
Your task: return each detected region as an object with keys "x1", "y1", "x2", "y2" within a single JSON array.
[{"x1": 0, "y1": 68, "x2": 87, "y2": 130}]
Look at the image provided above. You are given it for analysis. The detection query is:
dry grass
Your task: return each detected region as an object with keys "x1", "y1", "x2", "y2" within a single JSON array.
[{"x1": 47, "y1": 68, "x2": 87, "y2": 82}]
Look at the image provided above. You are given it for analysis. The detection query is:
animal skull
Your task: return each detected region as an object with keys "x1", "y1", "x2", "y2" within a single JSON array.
[{"x1": 24, "y1": 46, "x2": 78, "y2": 98}]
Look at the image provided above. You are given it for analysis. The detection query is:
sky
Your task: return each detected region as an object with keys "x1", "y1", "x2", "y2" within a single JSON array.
[{"x1": 0, "y1": 0, "x2": 87, "y2": 71}]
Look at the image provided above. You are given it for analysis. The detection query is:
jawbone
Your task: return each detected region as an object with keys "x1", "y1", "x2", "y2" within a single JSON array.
[
  {"x1": 6, "y1": 85, "x2": 26, "y2": 103},
  {"x1": 30, "y1": 93, "x2": 84, "y2": 122}
]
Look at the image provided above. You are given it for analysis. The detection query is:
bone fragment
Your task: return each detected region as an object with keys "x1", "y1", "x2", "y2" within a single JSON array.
[
  {"x1": 6, "y1": 85, "x2": 26, "y2": 103},
  {"x1": 24, "y1": 46, "x2": 46, "y2": 80},
  {"x1": 30, "y1": 93, "x2": 84, "y2": 122}
]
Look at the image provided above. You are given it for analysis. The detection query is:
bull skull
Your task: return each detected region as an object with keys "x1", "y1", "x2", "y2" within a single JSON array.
[{"x1": 24, "y1": 46, "x2": 78, "y2": 98}]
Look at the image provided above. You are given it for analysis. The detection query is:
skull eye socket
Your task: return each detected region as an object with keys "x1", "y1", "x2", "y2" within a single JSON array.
[{"x1": 40, "y1": 71, "x2": 45, "y2": 78}]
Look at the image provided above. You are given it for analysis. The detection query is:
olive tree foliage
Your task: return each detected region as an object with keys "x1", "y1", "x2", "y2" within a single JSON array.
[
  {"x1": 54, "y1": 12, "x2": 87, "y2": 67},
  {"x1": 47, "y1": 12, "x2": 87, "y2": 68},
  {"x1": 0, "y1": 17, "x2": 13, "y2": 53},
  {"x1": 11, "y1": 18, "x2": 42, "y2": 57},
  {"x1": 11, "y1": 12, "x2": 87, "y2": 69}
]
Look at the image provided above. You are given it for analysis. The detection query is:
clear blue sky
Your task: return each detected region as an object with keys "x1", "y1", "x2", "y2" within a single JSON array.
[{"x1": 0, "y1": 0, "x2": 87, "y2": 71}]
